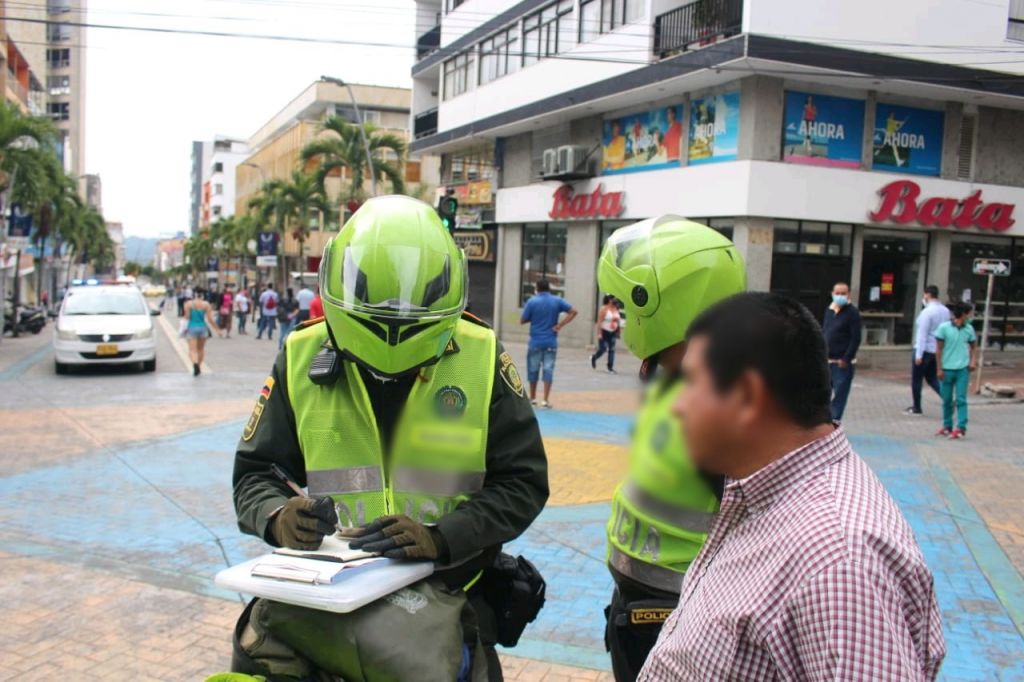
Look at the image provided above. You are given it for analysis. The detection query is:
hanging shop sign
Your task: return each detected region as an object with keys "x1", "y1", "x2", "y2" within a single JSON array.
[
  {"x1": 783, "y1": 91, "x2": 865, "y2": 169},
  {"x1": 688, "y1": 92, "x2": 740, "y2": 165},
  {"x1": 602, "y1": 105, "x2": 684, "y2": 175},
  {"x1": 872, "y1": 104, "x2": 944, "y2": 176},
  {"x1": 870, "y1": 180, "x2": 1015, "y2": 232},
  {"x1": 7, "y1": 203, "x2": 33, "y2": 238},
  {"x1": 549, "y1": 184, "x2": 625, "y2": 220},
  {"x1": 453, "y1": 229, "x2": 496, "y2": 262},
  {"x1": 257, "y1": 232, "x2": 279, "y2": 256},
  {"x1": 256, "y1": 255, "x2": 278, "y2": 267}
]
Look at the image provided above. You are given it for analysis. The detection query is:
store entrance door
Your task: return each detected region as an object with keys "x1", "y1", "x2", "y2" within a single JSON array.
[{"x1": 771, "y1": 255, "x2": 852, "y2": 320}]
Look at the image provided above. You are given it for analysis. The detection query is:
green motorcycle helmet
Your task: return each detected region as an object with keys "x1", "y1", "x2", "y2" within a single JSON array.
[
  {"x1": 597, "y1": 215, "x2": 746, "y2": 362},
  {"x1": 319, "y1": 195, "x2": 467, "y2": 377}
]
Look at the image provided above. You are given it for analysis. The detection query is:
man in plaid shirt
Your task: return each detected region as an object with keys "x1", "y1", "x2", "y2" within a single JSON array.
[{"x1": 639, "y1": 293, "x2": 945, "y2": 681}]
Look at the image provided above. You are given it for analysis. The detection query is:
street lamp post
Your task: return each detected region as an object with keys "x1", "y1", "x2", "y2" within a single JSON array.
[
  {"x1": 240, "y1": 162, "x2": 267, "y2": 291},
  {"x1": 320, "y1": 75, "x2": 377, "y2": 197}
]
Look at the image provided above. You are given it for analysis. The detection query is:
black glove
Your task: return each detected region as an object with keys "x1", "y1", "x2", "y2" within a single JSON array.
[
  {"x1": 341, "y1": 514, "x2": 446, "y2": 560},
  {"x1": 269, "y1": 496, "x2": 338, "y2": 550}
]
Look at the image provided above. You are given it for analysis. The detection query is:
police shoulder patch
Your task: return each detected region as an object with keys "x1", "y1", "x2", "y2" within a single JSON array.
[
  {"x1": 498, "y1": 351, "x2": 525, "y2": 397},
  {"x1": 242, "y1": 376, "x2": 275, "y2": 441}
]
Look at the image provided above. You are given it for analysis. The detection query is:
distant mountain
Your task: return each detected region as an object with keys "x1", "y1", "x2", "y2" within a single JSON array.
[{"x1": 123, "y1": 237, "x2": 160, "y2": 265}]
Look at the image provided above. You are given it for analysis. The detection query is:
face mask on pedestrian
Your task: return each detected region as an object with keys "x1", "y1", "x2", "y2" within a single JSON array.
[
  {"x1": 832, "y1": 294, "x2": 848, "y2": 306},
  {"x1": 922, "y1": 297, "x2": 929, "y2": 307}
]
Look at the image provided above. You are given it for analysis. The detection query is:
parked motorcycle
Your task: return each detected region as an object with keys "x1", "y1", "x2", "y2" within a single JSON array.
[{"x1": 3, "y1": 300, "x2": 46, "y2": 335}]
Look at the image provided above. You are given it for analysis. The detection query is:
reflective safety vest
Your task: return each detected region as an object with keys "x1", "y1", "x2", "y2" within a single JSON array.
[
  {"x1": 606, "y1": 378, "x2": 719, "y2": 594},
  {"x1": 285, "y1": 318, "x2": 495, "y2": 528}
]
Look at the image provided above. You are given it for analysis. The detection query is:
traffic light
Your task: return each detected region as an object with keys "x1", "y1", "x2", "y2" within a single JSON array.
[{"x1": 437, "y1": 194, "x2": 458, "y2": 233}]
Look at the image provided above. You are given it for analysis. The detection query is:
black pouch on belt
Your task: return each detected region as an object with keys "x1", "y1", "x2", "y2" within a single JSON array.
[{"x1": 480, "y1": 553, "x2": 547, "y2": 647}]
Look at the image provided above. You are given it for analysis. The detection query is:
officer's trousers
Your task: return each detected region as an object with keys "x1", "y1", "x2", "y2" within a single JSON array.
[{"x1": 604, "y1": 581, "x2": 678, "y2": 682}]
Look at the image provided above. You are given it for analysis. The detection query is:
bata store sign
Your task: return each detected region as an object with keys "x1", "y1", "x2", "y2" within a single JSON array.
[
  {"x1": 549, "y1": 184, "x2": 625, "y2": 220},
  {"x1": 870, "y1": 180, "x2": 1016, "y2": 232}
]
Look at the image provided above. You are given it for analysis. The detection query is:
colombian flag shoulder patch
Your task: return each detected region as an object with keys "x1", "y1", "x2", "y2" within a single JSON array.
[{"x1": 243, "y1": 376, "x2": 275, "y2": 441}]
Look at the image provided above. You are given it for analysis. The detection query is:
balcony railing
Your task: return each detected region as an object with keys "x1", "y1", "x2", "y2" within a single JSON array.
[
  {"x1": 416, "y1": 25, "x2": 442, "y2": 60},
  {"x1": 654, "y1": 0, "x2": 743, "y2": 59},
  {"x1": 414, "y1": 108, "x2": 439, "y2": 139}
]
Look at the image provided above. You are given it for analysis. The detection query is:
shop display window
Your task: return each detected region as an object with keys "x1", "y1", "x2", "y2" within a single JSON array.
[
  {"x1": 858, "y1": 231, "x2": 928, "y2": 346},
  {"x1": 770, "y1": 220, "x2": 853, "y2": 321},
  {"x1": 521, "y1": 223, "x2": 568, "y2": 304}
]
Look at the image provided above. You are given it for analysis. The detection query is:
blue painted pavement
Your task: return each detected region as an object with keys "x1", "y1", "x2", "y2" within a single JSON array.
[{"x1": 0, "y1": 413, "x2": 1022, "y2": 676}]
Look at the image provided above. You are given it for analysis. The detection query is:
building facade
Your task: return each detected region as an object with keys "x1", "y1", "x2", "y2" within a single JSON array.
[
  {"x1": 411, "y1": 0, "x2": 1024, "y2": 350},
  {"x1": 236, "y1": 79, "x2": 441, "y2": 274},
  {"x1": 0, "y1": 0, "x2": 47, "y2": 115},
  {"x1": 190, "y1": 141, "x2": 213, "y2": 236},
  {"x1": 45, "y1": 0, "x2": 87, "y2": 176},
  {"x1": 201, "y1": 137, "x2": 249, "y2": 230}
]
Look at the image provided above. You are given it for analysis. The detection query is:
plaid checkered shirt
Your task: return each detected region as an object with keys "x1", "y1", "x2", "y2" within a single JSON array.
[{"x1": 638, "y1": 427, "x2": 945, "y2": 681}]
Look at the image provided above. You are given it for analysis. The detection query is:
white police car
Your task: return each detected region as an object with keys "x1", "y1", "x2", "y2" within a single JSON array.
[{"x1": 53, "y1": 281, "x2": 160, "y2": 374}]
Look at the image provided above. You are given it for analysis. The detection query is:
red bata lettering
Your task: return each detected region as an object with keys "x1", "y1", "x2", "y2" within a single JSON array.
[
  {"x1": 870, "y1": 180, "x2": 1015, "y2": 232},
  {"x1": 549, "y1": 184, "x2": 625, "y2": 220}
]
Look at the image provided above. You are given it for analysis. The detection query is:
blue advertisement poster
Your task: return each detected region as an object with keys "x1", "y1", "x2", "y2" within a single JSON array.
[
  {"x1": 783, "y1": 91, "x2": 865, "y2": 169},
  {"x1": 257, "y1": 232, "x2": 279, "y2": 256},
  {"x1": 8, "y1": 203, "x2": 32, "y2": 238},
  {"x1": 872, "y1": 104, "x2": 944, "y2": 176},
  {"x1": 602, "y1": 105, "x2": 684, "y2": 175},
  {"x1": 688, "y1": 92, "x2": 740, "y2": 165}
]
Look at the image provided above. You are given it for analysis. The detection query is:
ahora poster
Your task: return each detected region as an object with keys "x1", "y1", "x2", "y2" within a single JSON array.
[
  {"x1": 783, "y1": 91, "x2": 865, "y2": 169},
  {"x1": 602, "y1": 105, "x2": 684, "y2": 175},
  {"x1": 872, "y1": 104, "x2": 944, "y2": 176},
  {"x1": 688, "y1": 92, "x2": 740, "y2": 165}
]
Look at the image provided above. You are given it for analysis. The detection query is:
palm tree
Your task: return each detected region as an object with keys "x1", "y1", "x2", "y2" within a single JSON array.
[
  {"x1": 300, "y1": 116, "x2": 406, "y2": 203},
  {"x1": 282, "y1": 170, "x2": 332, "y2": 277},
  {"x1": 248, "y1": 171, "x2": 331, "y2": 288}
]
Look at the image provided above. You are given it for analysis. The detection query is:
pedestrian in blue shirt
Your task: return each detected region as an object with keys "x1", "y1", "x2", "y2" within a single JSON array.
[
  {"x1": 520, "y1": 279, "x2": 577, "y2": 408},
  {"x1": 905, "y1": 285, "x2": 951, "y2": 416},
  {"x1": 822, "y1": 282, "x2": 861, "y2": 422},
  {"x1": 935, "y1": 302, "x2": 977, "y2": 440}
]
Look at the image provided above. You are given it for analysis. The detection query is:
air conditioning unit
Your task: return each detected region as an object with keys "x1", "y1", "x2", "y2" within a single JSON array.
[
  {"x1": 542, "y1": 148, "x2": 558, "y2": 177},
  {"x1": 557, "y1": 145, "x2": 591, "y2": 175}
]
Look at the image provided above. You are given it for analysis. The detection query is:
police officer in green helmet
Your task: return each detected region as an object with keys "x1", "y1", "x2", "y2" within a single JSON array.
[
  {"x1": 231, "y1": 195, "x2": 548, "y2": 681},
  {"x1": 598, "y1": 216, "x2": 745, "y2": 681}
]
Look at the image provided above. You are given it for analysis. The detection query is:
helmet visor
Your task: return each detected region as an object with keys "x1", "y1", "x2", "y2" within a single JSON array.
[
  {"x1": 320, "y1": 241, "x2": 467, "y2": 319},
  {"x1": 605, "y1": 218, "x2": 657, "y2": 270}
]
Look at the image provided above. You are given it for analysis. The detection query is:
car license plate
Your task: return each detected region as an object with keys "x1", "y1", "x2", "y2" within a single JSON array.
[{"x1": 95, "y1": 343, "x2": 119, "y2": 356}]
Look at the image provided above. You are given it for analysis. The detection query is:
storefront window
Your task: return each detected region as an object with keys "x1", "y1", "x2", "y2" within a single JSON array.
[
  {"x1": 858, "y1": 231, "x2": 929, "y2": 345},
  {"x1": 949, "y1": 236, "x2": 1014, "y2": 348},
  {"x1": 521, "y1": 223, "x2": 568, "y2": 304},
  {"x1": 770, "y1": 220, "x2": 853, "y2": 320}
]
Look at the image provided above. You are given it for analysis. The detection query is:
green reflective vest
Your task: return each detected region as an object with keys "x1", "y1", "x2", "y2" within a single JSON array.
[
  {"x1": 285, "y1": 318, "x2": 495, "y2": 528},
  {"x1": 606, "y1": 378, "x2": 719, "y2": 594}
]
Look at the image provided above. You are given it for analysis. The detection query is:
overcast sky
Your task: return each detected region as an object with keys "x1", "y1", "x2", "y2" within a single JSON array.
[{"x1": 85, "y1": 0, "x2": 417, "y2": 238}]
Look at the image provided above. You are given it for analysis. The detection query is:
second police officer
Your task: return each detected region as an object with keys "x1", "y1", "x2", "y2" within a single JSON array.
[{"x1": 597, "y1": 216, "x2": 746, "y2": 681}]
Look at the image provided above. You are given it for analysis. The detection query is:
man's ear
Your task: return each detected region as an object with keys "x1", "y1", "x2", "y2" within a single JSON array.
[{"x1": 732, "y1": 368, "x2": 767, "y2": 429}]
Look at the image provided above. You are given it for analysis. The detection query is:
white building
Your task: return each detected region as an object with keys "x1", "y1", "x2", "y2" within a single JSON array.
[
  {"x1": 205, "y1": 136, "x2": 249, "y2": 228},
  {"x1": 411, "y1": 0, "x2": 1024, "y2": 352},
  {"x1": 190, "y1": 140, "x2": 213, "y2": 236}
]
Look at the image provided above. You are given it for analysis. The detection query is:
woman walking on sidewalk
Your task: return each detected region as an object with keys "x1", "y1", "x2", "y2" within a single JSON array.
[
  {"x1": 234, "y1": 288, "x2": 250, "y2": 335},
  {"x1": 591, "y1": 295, "x2": 621, "y2": 373},
  {"x1": 182, "y1": 288, "x2": 222, "y2": 376}
]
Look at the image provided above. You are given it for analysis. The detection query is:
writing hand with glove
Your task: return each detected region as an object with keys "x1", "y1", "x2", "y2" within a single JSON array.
[
  {"x1": 270, "y1": 496, "x2": 339, "y2": 550},
  {"x1": 340, "y1": 515, "x2": 448, "y2": 561}
]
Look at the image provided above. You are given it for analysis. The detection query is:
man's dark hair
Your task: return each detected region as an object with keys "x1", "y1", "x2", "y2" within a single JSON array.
[
  {"x1": 953, "y1": 301, "x2": 973, "y2": 318},
  {"x1": 536, "y1": 279, "x2": 551, "y2": 293},
  {"x1": 925, "y1": 285, "x2": 939, "y2": 298},
  {"x1": 687, "y1": 292, "x2": 833, "y2": 428}
]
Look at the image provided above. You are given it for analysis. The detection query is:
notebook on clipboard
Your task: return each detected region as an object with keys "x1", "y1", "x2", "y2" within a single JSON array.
[
  {"x1": 272, "y1": 534, "x2": 376, "y2": 563},
  {"x1": 251, "y1": 555, "x2": 381, "y2": 585}
]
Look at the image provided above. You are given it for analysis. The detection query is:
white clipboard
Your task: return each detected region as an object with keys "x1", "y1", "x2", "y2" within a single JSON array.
[{"x1": 215, "y1": 556, "x2": 434, "y2": 613}]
